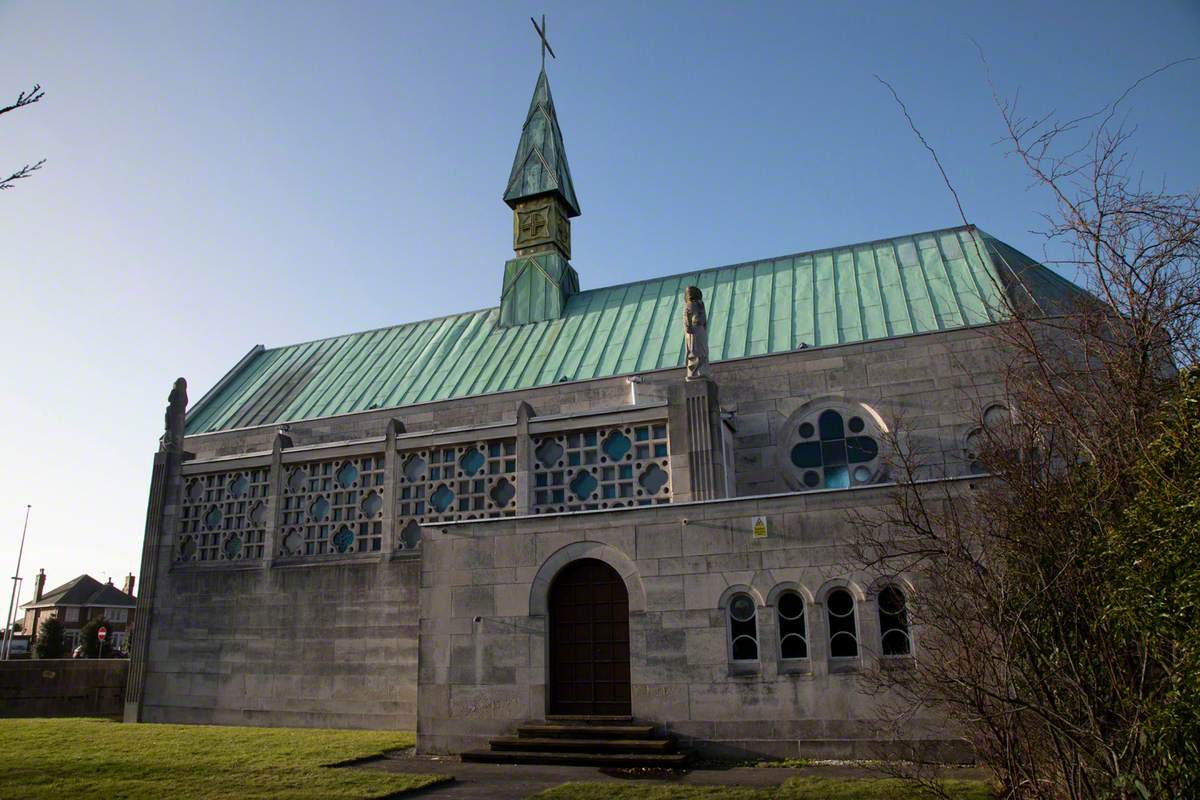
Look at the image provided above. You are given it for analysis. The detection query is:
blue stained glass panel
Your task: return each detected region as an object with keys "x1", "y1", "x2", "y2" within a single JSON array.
[
  {"x1": 824, "y1": 466, "x2": 849, "y2": 488},
  {"x1": 847, "y1": 436, "x2": 879, "y2": 463},
  {"x1": 332, "y1": 526, "x2": 354, "y2": 553},
  {"x1": 791, "y1": 442, "x2": 822, "y2": 468},
  {"x1": 822, "y1": 440, "x2": 848, "y2": 466},
  {"x1": 430, "y1": 484, "x2": 455, "y2": 512},
  {"x1": 361, "y1": 491, "x2": 382, "y2": 516},
  {"x1": 570, "y1": 470, "x2": 598, "y2": 500},
  {"x1": 336, "y1": 462, "x2": 359, "y2": 488},
  {"x1": 639, "y1": 464, "x2": 669, "y2": 494},
  {"x1": 818, "y1": 410, "x2": 844, "y2": 439},
  {"x1": 603, "y1": 431, "x2": 631, "y2": 461},
  {"x1": 460, "y1": 448, "x2": 485, "y2": 475},
  {"x1": 309, "y1": 496, "x2": 330, "y2": 521}
]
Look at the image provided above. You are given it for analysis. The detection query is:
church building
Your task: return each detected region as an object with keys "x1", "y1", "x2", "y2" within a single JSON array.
[{"x1": 125, "y1": 46, "x2": 1087, "y2": 762}]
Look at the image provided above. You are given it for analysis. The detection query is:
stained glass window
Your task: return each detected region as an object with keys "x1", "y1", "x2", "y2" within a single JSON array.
[
  {"x1": 787, "y1": 408, "x2": 881, "y2": 491},
  {"x1": 878, "y1": 586, "x2": 912, "y2": 656},
  {"x1": 728, "y1": 593, "x2": 759, "y2": 662},
  {"x1": 826, "y1": 589, "x2": 859, "y2": 658},
  {"x1": 777, "y1": 591, "x2": 808, "y2": 660}
]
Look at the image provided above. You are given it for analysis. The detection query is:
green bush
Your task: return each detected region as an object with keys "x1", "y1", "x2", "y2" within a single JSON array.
[
  {"x1": 34, "y1": 617, "x2": 65, "y2": 659},
  {"x1": 78, "y1": 616, "x2": 112, "y2": 658},
  {"x1": 1103, "y1": 369, "x2": 1200, "y2": 797}
]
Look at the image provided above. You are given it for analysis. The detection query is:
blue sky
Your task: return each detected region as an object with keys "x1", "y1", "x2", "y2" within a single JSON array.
[{"x1": 1, "y1": 1, "x2": 1197, "y2": 608}]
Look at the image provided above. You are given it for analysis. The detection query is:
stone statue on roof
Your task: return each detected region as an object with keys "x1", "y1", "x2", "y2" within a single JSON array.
[
  {"x1": 684, "y1": 286, "x2": 710, "y2": 381},
  {"x1": 161, "y1": 377, "x2": 187, "y2": 452}
]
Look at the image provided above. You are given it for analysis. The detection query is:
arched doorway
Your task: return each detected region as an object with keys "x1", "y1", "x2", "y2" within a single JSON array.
[{"x1": 548, "y1": 558, "x2": 632, "y2": 716}]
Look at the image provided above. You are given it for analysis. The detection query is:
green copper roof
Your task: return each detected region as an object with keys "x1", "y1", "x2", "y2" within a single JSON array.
[
  {"x1": 504, "y1": 70, "x2": 580, "y2": 217},
  {"x1": 184, "y1": 226, "x2": 1087, "y2": 435}
]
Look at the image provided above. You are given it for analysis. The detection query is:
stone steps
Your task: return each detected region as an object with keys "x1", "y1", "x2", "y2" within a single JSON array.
[
  {"x1": 460, "y1": 749, "x2": 690, "y2": 768},
  {"x1": 461, "y1": 718, "x2": 690, "y2": 768},
  {"x1": 516, "y1": 723, "x2": 657, "y2": 740},
  {"x1": 489, "y1": 736, "x2": 674, "y2": 753}
]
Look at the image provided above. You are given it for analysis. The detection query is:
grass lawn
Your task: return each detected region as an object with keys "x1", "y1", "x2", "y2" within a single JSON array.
[
  {"x1": 532, "y1": 776, "x2": 994, "y2": 800},
  {"x1": 0, "y1": 718, "x2": 448, "y2": 800}
]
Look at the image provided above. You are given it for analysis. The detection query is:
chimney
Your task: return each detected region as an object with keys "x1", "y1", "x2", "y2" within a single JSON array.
[
  {"x1": 34, "y1": 569, "x2": 46, "y2": 602},
  {"x1": 122, "y1": 574, "x2": 135, "y2": 597}
]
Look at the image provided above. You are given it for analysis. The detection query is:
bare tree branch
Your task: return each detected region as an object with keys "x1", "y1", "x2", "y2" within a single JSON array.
[
  {"x1": 0, "y1": 83, "x2": 44, "y2": 117},
  {"x1": 3, "y1": 83, "x2": 46, "y2": 192},
  {"x1": 0, "y1": 159, "x2": 45, "y2": 191}
]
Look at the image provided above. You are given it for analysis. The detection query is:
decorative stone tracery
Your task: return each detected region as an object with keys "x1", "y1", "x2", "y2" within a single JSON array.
[
  {"x1": 278, "y1": 455, "x2": 386, "y2": 557},
  {"x1": 395, "y1": 439, "x2": 519, "y2": 549},
  {"x1": 173, "y1": 417, "x2": 671, "y2": 564},
  {"x1": 532, "y1": 422, "x2": 670, "y2": 513},
  {"x1": 177, "y1": 468, "x2": 270, "y2": 562}
]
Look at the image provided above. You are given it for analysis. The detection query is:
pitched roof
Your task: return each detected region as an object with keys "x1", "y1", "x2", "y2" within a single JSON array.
[
  {"x1": 503, "y1": 70, "x2": 580, "y2": 217},
  {"x1": 184, "y1": 225, "x2": 1089, "y2": 435},
  {"x1": 21, "y1": 575, "x2": 136, "y2": 610}
]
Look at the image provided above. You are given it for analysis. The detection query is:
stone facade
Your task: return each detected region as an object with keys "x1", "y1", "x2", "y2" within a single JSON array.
[
  {"x1": 130, "y1": 324, "x2": 1004, "y2": 755},
  {"x1": 416, "y1": 486, "x2": 959, "y2": 759}
]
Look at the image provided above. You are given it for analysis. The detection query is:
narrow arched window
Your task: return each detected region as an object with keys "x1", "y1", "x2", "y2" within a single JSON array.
[
  {"x1": 728, "y1": 593, "x2": 758, "y2": 661},
  {"x1": 826, "y1": 589, "x2": 858, "y2": 658},
  {"x1": 878, "y1": 586, "x2": 911, "y2": 656},
  {"x1": 777, "y1": 591, "x2": 808, "y2": 659}
]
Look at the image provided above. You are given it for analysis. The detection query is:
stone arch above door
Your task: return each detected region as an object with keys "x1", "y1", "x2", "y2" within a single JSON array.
[{"x1": 528, "y1": 540, "x2": 646, "y2": 616}]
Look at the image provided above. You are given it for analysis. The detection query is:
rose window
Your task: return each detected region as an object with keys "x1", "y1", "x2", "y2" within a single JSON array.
[{"x1": 786, "y1": 408, "x2": 882, "y2": 490}]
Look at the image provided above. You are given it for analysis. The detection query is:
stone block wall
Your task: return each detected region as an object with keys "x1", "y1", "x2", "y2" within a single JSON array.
[
  {"x1": 416, "y1": 486, "x2": 971, "y2": 759},
  {"x1": 139, "y1": 558, "x2": 420, "y2": 729},
  {"x1": 0, "y1": 659, "x2": 128, "y2": 718}
]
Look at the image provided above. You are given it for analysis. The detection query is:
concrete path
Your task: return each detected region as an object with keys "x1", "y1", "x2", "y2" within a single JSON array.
[{"x1": 356, "y1": 751, "x2": 988, "y2": 800}]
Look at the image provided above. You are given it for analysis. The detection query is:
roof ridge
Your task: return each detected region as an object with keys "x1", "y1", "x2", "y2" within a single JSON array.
[
  {"x1": 566, "y1": 223, "x2": 981, "y2": 300},
  {"x1": 253, "y1": 223, "x2": 980, "y2": 356}
]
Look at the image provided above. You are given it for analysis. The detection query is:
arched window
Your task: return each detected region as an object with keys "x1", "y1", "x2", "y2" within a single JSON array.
[
  {"x1": 878, "y1": 586, "x2": 911, "y2": 656},
  {"x1": 776, "y1": 591, "x2": 808, "y2": 659},
  {"x1": 786, "y1": 407, "x2": 882, "y2": 490},
  {"x1": 728, "y1": 593, "x2": 758, "y2": 661},
  {"x1": 826, "y1": 588, "x2": 858, "y2": 658}
]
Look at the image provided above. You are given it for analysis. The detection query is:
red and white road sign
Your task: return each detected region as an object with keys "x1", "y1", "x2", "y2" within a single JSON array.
[{"x1": 97, "y1": 627, "x2": 107, "y2": 641}]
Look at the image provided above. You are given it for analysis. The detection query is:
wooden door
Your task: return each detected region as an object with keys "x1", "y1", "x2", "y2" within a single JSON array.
[{"x1": 548, "y1": 559, "x2": 632, "y2": 716}]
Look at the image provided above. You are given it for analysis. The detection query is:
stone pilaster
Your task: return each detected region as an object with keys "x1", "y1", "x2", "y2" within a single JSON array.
[
  {"x1": 263, "y1": 428, "x2": 292, "y2": 561},
  {"x1": 514, "y1": 402, "x2": 535, "y2": 516},
  {"x1": 384, "y1": 418, "x2": 405, "y2": 552},
  {"x1": 668, "y1": 378, "x2": 728, "y2": 502},
  {"x1": 123, "y1": 451, "x2": 168, "y2": 722}
]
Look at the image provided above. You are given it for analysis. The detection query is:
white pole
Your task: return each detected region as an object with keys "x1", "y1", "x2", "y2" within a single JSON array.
[{"x1": 2, "y1": 505, "x2": 32, "y2": 661}]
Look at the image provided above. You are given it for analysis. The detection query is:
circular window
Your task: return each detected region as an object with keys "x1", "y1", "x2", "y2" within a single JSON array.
[
  {"x1": 778, "y1": 591, "x2": 804, "y2": 620},
  {"x1": 729, "y1": 594, "x2": 756, "y2": 622},
  {"x1": 827, "y1": 589, "x2": 854, "y2": 617},
  {"x1": 780, "y1": 404, "x2": 883, "y2": 491}
]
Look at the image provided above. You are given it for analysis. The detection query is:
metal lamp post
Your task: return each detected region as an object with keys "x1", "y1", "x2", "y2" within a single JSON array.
[{"x1": 2, "y1": 505, "x2": 32, "y2": 660}]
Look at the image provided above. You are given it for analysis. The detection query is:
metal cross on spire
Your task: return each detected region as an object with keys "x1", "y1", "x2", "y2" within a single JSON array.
[{"x1": 530, "y1": 15, "x2": 556, "y2": 70}]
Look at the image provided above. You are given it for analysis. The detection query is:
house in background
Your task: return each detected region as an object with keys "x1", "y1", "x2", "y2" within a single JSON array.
[{"x1": 20, "y1": 571, "x2": 137, "y2": 653}]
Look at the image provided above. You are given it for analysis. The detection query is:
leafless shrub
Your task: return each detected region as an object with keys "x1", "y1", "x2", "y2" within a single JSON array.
[{"x1": 859, "y1": 58, "x2": 1199, "y2": 800}]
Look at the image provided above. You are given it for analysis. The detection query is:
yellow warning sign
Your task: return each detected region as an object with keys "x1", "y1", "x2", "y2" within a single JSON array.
[{"x1": 751, "y1": 515, "x2": 768, "y2": 539}]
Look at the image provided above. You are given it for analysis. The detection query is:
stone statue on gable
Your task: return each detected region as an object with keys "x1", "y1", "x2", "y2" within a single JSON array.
[
  {"x1": 684, "y1": 286, "x2": 710, "y2": 380},
  {"x1": 161, "y1": 377, "x2": 188, "y2": 452}
]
